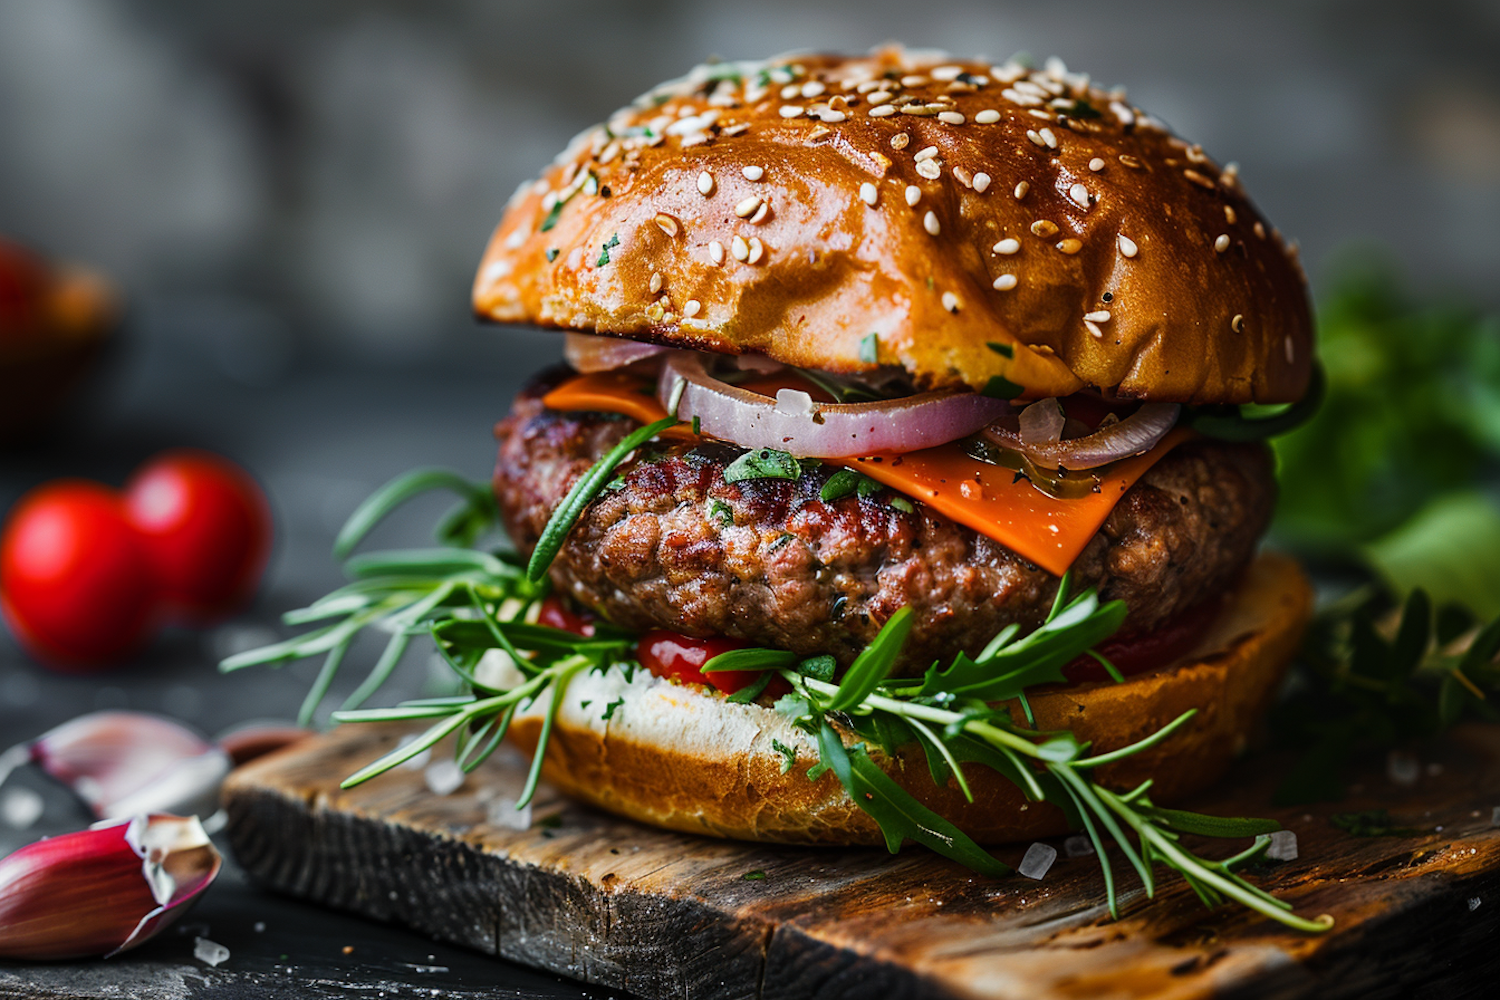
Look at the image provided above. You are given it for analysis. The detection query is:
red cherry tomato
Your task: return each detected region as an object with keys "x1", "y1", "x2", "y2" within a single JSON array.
[
  {"x1": 536, "y1": 596, "x2": 595, "y2": 637},
  {"x1": 636, "y1": 629, "x2": 790, "y2": 699},
  {"x1": 0, "y1": 481, "x2": 155, "y2": 668},
  {"x1": 123, "y1": 450, "x2": 271, "y2": 623}
]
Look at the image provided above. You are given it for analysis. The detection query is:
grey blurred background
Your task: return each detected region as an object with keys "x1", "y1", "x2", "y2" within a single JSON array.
[{"x1": 2, "y1": 0, "x2": 1500, "y2": 735}]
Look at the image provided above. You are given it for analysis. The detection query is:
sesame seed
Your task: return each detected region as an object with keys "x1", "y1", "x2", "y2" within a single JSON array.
[
  {"x1": 731, "y1": 235, "x2": 749, "y2": 261},
  {"x1": 1039, "y1": 128, "x2": 1058, "y2": 149},
  {"x1": 923, "y1": 211, "x2": 941, "y2": 235},
  {"x1": 890, "y1": 132, "x2": 911, "y2": 150},
  {"x1": 816, "y1": 109, "x2": 847, "y2": 123},
  {"x1": 860, "y1": 182, "x2": 878, "y2": 206},
  {"x1": 1003, "y1": 88, "x2": 1044, "y2": 107},
  {"x1": 868, "y1": 105, "x2": 897, "y2": 118},
  {"x1": 749, "y1": 200, "x2": 770, "y2": 224},
  {"x1": 915, "y1": 158, "x2": 942, "y2": 180},
  {"x1": 1027, "y1": 109, "x2": 1053, "y2": 121},
  {"x1": 994, "y1": 238, "x2": 1021, "y2": 255},
  {"x1": 735, "y1": 195, "x2": 762, "y2": 218},
  {"x1": 1089, "y1": 157, "x2": 1106, "y2": 172},
  {"x1": 1214, "y1": 234, "x2": 1231, "y2": 253},
  {"x1": 1069, "y1": 183, "x2": 1090, "y2": 208},
  {"x1": 649, "y1": 272, "x2": 663, "y2": 294},
  {"x1": 914, "y1": 145, "x2": 939, "y2": 162},
  {"x1": 697, "y1": 171, "x2": 715, "y2": 196},
  {"x1": 1231, "y1": 313, "x2": 1244, "y2": 333},
  {"x1": 942, "y1": 291, "x2": 960, "y2": 313},
  {"x1": 779, "y1": 105, "x2": 805, "y2": 118},
  {"x1": 1027, "y1": 129, "x2": 1046, "y2": 147},
  {"x1": 973, "y1": 172, "x2": 992, "y2": 193},
  {"x1": 1118, "y1": 235, "x2": 1138, "y2": 257},
  {"x1": 721, "y1": 122, "x2": 750, "y2": 136},
  {"x1": 868, "y1": 90, "x2": 894, "y2": 105},
  {"x1": 1084, "y1": 310, "x2": 1111, "y2": 322},
  {"x1": 801, "y1": 80, "x2": 826, "y2": 99},
  {"x1": 901, "y1": 74, "x2": 929, "y2": 87},
  {"x1": 905, "y1": 185, "x2": 922, "y2": 206},
  {"x1": 708, "y1": 240, "x2": 725, "y2": 265},
  {"x1": 654, "y1": 213, "x2": 680, "y2": 237},
  {"x1": 742, "y1": 165, "x2": 764, "y2": 181},
  {"x1": 1254, "y1": 221, "x2": 1266, "y2": 238},
  {"x1": 780, "y1": 83, "x2": 801, "y2": 100},
  {"x1": 1084, "y1": 320, "x2": 1104, "y2": 338},
  {"x1": 931, "y1": 65, "x2": 964, "y2": 82},
  {"x1": 1224, "y1": 205, "x2": 1237, "y2": 224},
  {"x1": 683, "y1": 299, "x2": 701, "y2": 318},
  {"x1": 807, "y1": 124, "x2": 833, "y2": 139},
  {"x1": 1056, "y1": 238, "x2": 1082, "y2": 254},
  {"x1": 993, "y1": 274, "x2": 1018, "y2": 291},
  {"x1": 975, "y1": 109, "x2": 1001, "y2": 124},
  {"x1": 1184, "y1": 169, "x2": 1214, "y2": 189},
  {"x1": 1030, "y1": 220, "x2": 1059, "y2": 238},
  {"x1": 747, "y1": 237, "x2": 765, "y2": 264},
  {"x1": 953, "y1": 165, "x2": 973, "y2": 187},
  {"x1": 1118, "y1": 154, "x2": 1142, "y2": 169},
  {"x1": 1285, "y1": 336, "x2": 1295, "y2": 364},
  {"x1": 1014, "y1": 181, "x2": 1030, "y2": 199},
  {"x1": 938, "y1": 111, "x2": 966, "y2": 125},
  {"x1": 857, "y1": 80, "x2": 882, "y2": 94}
]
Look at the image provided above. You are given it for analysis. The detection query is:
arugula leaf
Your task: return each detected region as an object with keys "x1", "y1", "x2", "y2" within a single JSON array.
[
  {"x1": 826, "y1": 608, "x2": 913, "y2": 712},
  {"x1": 820, "y1": 468, "x2": 866, "y2": 502},
  {"x1": 771, "y1": 738, "x2": 797, "y2": 773},
  {"x1": 816, "y1": 723, "x2": 1010, "y2": 876},
  {"x1": 724, "y1": 448, "x2": 802, "y2": 483},
  {"x1": 596, "y1": 233, "x2": 620, "y2": 266}
]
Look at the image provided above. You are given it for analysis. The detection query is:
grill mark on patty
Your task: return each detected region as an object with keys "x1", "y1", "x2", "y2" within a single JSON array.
[{"x1": 493, "y1": 376, "x2": 1274, "y2": 673}]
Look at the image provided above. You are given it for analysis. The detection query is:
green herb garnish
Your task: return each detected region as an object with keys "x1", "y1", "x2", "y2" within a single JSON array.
[
  {"x1": 771, "y1": 739, "x2": 797, "y2": 773},
  {"x1": 723, "y1": 448, "x2": 801, "y2": 483},
  {"x1": 982, "y1": 375, "x2": 1024, "y2": 400},
  {"x1": 596, "y1": 233, "x2": 620, "y2": 267},
  {"x1": 859, "y1": 332, "x2": 879, "y2": 364},
  {"x1": 1329, "y1": 809, "x2": 1423, "y2": 838},
  {"x1": 986, "y1": 341, "x2": 1015, "y2": 359}
]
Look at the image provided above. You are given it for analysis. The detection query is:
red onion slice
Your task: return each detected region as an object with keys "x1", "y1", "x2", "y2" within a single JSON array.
[
  {"x1": 657, "y1": 352, "x2": 1013, "y2": 458},
  {"x1": 564, "y1": 333, "x2": 669, "y2": 374},
  {"x1": 984, "y1": 402, "x2": 1181, "y2": 470}
]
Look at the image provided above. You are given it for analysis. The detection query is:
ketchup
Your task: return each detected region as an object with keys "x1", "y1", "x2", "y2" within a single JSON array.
[{"x1": 636, "y1": 629, "x2": 791, "y2": 699}]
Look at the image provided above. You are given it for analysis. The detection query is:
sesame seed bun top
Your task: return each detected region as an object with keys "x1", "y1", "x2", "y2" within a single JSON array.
[{"x1": 472, "y1": 47, "x2": 1313, "y2": 404}]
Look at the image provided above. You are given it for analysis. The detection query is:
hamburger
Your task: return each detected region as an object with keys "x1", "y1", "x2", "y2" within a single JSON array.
[{"x1": 459, "y1": 47, "x2": 1317, "y2": 848}]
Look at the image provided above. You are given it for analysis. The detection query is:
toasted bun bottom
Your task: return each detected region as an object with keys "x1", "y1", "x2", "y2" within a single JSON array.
[{"x1": 509, "y1": 552, "x2": 1310, "y2": 846}]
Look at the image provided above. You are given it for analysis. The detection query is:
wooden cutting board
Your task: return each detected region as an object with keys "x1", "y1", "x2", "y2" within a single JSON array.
[{"x1": 222, "y1": 722, "x2": 1500, "y2": 1000}]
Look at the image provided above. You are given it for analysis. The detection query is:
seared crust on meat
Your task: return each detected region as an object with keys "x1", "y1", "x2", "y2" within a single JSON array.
[{"x1": 493, "y1": 376, "x2": 1274, "y2": 671}]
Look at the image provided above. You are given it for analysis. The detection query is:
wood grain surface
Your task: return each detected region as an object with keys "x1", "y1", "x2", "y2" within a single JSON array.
[{"x1": 222, "y1": 722, "x2": 1500, "y2": 1000}]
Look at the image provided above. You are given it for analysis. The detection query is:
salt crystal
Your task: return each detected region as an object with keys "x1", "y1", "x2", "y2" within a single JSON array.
[
  {"x1": 487, "y1": 796, "x2": 533, "y2": 831},
  {"x1": 1019, "y1": 842, "x2": 1057, "y2": 880},
  {"x1": 1266, "y1": 830, "x2": 1298, "y2": 862},
  {"x1": 1387, "y1": 751, "x2": 1420, "y2": 787},
  {"x1": 1469, "y1": 896, "x2": 1483, "y2": 911},
  {"x1": 424, "y1": 760, "x2": 466, "y2": 796},
  {"x1": 1, "y1": 787, "x2": 44, "y2": 830},
  {"x1": 1063, "y1": 834, "x2": 1094, "y2": 858},
  {"x1": 194, "y1": 937, "x2": 230, "y2": 967}
]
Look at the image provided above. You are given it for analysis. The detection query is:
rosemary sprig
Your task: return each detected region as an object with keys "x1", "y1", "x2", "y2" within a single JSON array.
[{"x1": 224, "y1": 453, "x2": 1331, "y2": 933}]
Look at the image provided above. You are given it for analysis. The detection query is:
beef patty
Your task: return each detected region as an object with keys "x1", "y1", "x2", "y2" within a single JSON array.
[{"x1": 493, "y1": 376, "x2": 1275, "y2": 672}]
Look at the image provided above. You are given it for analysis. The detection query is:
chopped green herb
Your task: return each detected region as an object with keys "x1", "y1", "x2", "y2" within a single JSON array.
[
  {"x1": 796, "y1": 655, "x2": 836, "y2": 682},
  {"x1": 691, "y1": 415, "x2": 701, "y2": 435},
  {"x1": 767, "y1": 532, "x2": 796, "y2": 553},
  {"x1": 596, "y1": 233, "x2": 620, "y2": 267},
  {"x1": 539, "y1": 201, "x2": 565, "y2": 232},
  {"x1": 856, "y1": 476, "x2": 880, "y2": 498},
  {"x1": 982, "y1": 375, "x2": 1025, "y2": 400},
  {"x1": 723, "y1": 448, "x2": 802, "y2": 483},
  {"x1": 771, "y1": 739, "x2": 797, "y2": 774},
  {"x1": 986, "y1": 341, "x2": 1015, "y2": 359},
  {"x1": 742, "y1": 870, "x2": 767, "y2": 881},
  {"x1": 859, "y1": 332, "x2": 879, "y2": 364},
  {"x1": 820, "y1": 468, "x2": 864, "y2": 502},
  {"x1": 1068, "y1": 98, "x2": 1102, "y2": 119},
  {"x1": 711, "y1": 499, "x2": 734, "y2": 527},
  {"x1": 889, "y1": 496, "x2": 915, "y2": 514},
  {"x1": 601, "y1": 697, "x2": 624, "y2": 721},
  {"x1": 545, "y1": 248, "x2": 559, "y2": 262}
]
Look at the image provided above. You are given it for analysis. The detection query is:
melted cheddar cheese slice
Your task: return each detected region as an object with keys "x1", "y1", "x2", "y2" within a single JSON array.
[{"x1": 541, "y1": 373, "x2": 1187, "y2": 576}]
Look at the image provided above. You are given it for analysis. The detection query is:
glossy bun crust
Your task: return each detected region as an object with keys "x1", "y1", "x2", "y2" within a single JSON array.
[
  {"x1": 474, "y1": 48, "x2": 1313, "y2": 404},
  {"x1": 508, "y1": 553, "x2": 1311, "y2": 846}
]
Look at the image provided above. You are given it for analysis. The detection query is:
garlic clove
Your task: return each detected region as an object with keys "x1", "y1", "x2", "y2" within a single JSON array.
[
  {"x1": 20, "y1": 711, "x2": 230, "y2": 820},
  {"x1": 0, "y1": 813, "x2": 221, "y2": 959}
]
